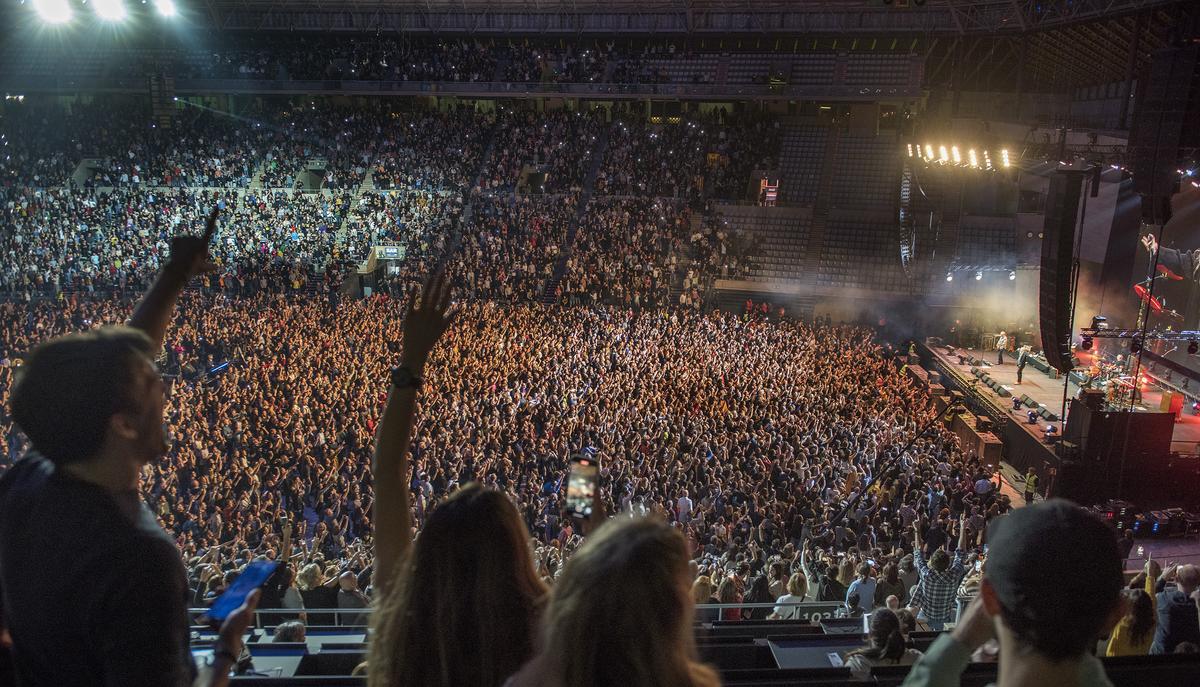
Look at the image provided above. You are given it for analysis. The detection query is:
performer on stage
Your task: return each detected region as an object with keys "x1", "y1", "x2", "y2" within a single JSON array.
[
  {"x1": 996, "y1": 331, "x2": 1009, "y2": 365},
  {"x1": 1139, "y1": 187, "x2": 1200, "y2": 280},
  {"x1": 1016, "y1": 345, "x2": 1031, "y2": 384}
]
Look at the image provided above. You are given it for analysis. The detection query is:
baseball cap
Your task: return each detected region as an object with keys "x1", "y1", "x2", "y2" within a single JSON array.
[{"x1": 983, "y1": 499, "x2": 1123, "y2": 658}]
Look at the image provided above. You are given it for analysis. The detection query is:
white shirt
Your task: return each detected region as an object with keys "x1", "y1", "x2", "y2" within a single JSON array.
[
  {"x1": 677, "y1": 496, "x2": 693, "y2": 518},
  {"x1": 773, "y1": 593, "x2": 807, "y2": 619}
]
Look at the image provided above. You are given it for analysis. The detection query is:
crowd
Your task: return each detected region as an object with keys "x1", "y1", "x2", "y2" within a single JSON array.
[
  {"x1": 176, "y1": 36, "x2": 498, "y2": 83},
  {"x1": 0, "y1": 186, "x2": 356, "y2": 299},
  {"x1": 482, "y1": 109, "x2": 604, "y2": 194},
  {"x1": 6, "y1": 245, "x2": 1188, "y2": 686},
  {"x1": 446, "y1": 193, "x2": 574, "y2": 302},
  {"x1": 595, "y1": 114, "x2": 775, "y2": 202}
]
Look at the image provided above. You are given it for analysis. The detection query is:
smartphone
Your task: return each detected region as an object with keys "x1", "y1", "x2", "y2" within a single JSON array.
[
  {"x1": 565, "y1": 455, "x2": 599, "y2": 519},
  {"x1": 205, "y1": 559, "x2": 278, "y2": 624}
]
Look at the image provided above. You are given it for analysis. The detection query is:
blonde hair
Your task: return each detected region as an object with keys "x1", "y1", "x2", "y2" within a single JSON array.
[
  {"x1": 536, "y1": 517, "x2": 720, "y2": 687},
  {"x1": 691, "y1": 576, "x2": 715, "y2": 604},
  {"x1": 296, "y1": 563, "x2": 323, "y2": 591},
  {"x1": 786, "y1": 572, "x2": 808, "y2": 599},
  {"x1": 369, "y1": 483, "x2": 546, "y2": 687}
]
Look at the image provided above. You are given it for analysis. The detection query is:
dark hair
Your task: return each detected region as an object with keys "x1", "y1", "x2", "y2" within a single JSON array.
[
  {"x1": 883, "y1": 563, "x2": 900, "y2": 585},
  {"x1": 1123, "y1": 589, "x2": 1155, "y2": 646},
  {"x1": 746, "y1": 575, "x2": 773, "y2": 604},
  {"x1": 848, "y1": 609, "x2": 907, "y2": 662},
  {"x1": 370, "y1": 483, "x2": 547, "y2": 687},
  {"x1": 895, "y1": 608, "x2": 917, "y2": 636},
  {"x1": 11, "y1": 326, "x2": 155, "y2": 465},
  {"x1": 929, "y1": 550, "x2": 950, "y2": 573}
]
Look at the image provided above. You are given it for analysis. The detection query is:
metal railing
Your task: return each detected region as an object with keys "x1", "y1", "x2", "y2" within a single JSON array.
[{"x1": 188, "y1": 601, "x2": 851, "y2": 631}]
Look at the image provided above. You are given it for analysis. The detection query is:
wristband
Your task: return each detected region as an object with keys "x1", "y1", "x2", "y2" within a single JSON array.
[{"x1": 212, "y1": 647, "x2": 239, "y2": 664}]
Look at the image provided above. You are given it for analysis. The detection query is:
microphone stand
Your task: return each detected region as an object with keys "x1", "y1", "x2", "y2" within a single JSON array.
[{"x1": 820, "y1": 402, "x2": 964, "y2": 536}]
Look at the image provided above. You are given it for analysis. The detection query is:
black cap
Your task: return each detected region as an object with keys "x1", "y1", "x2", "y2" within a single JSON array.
[{"x1": 984, "y1": 499, "x2": 1123, "y2": 658}]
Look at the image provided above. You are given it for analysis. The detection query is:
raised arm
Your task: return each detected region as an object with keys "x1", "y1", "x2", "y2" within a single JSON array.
[
  {"x1": 372, "y1": 271, "x2": 455, "y2": 596},
  {"x1": 956, "y1": 513, "x2": 969, "y2": 552},
  {"x1": 129, "y1": 208, "x2": 219, "y2": 352}
]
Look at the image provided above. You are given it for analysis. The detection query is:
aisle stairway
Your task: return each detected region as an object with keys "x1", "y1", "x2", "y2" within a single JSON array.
[
  {"x1": 799, "y1": 127, "x2": 840, "y2": 285},
  {"x1": 540, "y1": 125, "x2": 609, "y2": 304}
]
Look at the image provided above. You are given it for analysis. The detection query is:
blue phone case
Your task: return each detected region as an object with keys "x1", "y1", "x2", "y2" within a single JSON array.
[{"x1": 207, "y1": 560, "x2": 278, "y2": 622}]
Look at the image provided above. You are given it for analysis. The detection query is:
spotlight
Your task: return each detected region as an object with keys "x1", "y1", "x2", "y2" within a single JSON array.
[
  {"x1": 1189, "y1": 341, "x2": 1198, "y2": 355},
  {"x1": 1131, "y1": 338, "x2": 1142, "y2": 354},
  {"x1": 906, "y1": 143, "x2": 913, "y2": 157},
  {"x1": 968, "y1": 149, "x2": 979, "y2": 168},
  {"x1": 939, "y1": 146, "x2": 949, "y2": 163},
  {"x1": 1001, "y1": 148, "x2": 1011, "y2": 168},
  {"x1": 1091, "y1": 315, "x2": 1108, "y2": 330},
  {"x1": 925, "y1": 144, "x2": 934, "y2": 160},
  {"x1": 94, "y1": 0, "x2": 128, "y2": 21},
  {"x1": 33, "y1": 0, "x2": 73, "y2": 23},
  {"x1": 945, "y1": 272, "x2": 953, "y2": 282},
  {"x1": 1008, "y1": 271, "x2": 1016, "y2": 281},
  {"x1": 1081, "y1": 336, "x2": 1093, "y2": 351},
  {"x1": 951, "y1": 146, "x2": 961, "y2": 164},
  {"x1": 154, "y1": 0, "x2": 176, "y2": 16},
  {"x1": 975, "y1": 271, "x2": 983, "y2": 281}
]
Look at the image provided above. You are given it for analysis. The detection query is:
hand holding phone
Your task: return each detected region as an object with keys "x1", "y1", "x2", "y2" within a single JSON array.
[
  {"x1": 565, "y1": 455, "x2": 599, "y2": 519},
  {"x1": 204, "y1": 559, "x2": 277, "y2": 625}
]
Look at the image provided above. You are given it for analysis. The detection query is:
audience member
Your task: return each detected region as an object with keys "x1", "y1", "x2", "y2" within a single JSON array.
[
  {"x1": 507, "y1": 517, "x2": 721, "y2": 687},
  {"x1": 901, "y1": 500, "x2": 1124, "y2": 687}
]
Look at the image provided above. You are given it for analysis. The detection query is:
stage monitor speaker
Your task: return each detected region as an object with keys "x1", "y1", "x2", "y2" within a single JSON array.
[
  {"x1": 996, "y1": 386, "x2": 1012, "y2": 398},
  {"x1": 1039, "y1": 170, "x2": 1087, "y2": 374}
]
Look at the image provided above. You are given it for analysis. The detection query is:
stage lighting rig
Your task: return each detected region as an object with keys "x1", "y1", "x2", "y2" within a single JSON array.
[
  {"x1": 33, "y1": 0, "x2": 73, "y2": 23},
  {"x1": 154, "y1": 0, "x2": 177, "y2": 17},
  {"x1": 94, "y1": 0, "x2": 128, "y2": 22},
  {"x1": 908, "y1": 141, "x2": 1010, "y2": 173}
]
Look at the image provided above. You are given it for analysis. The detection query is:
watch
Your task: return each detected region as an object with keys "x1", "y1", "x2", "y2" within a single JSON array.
[{"x1": 390, "y1": 365, "x2": 424, "y2": 391}]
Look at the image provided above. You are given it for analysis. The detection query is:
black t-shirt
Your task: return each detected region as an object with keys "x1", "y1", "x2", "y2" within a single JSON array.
[{"x1": 0, "y1": 455, "x2": 195, "y2": 687}]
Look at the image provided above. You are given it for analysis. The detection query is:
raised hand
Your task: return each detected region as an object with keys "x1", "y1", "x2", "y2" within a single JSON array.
[
  {"x1": 1141, "y1": 233, "x2": 1158, "y2": 256},
  {"x1": 401, "y1": 269, "x2": 458, "y2": 371},
  {"x1": 168, "y1": 207, "x2": 220, "y2": 278}
]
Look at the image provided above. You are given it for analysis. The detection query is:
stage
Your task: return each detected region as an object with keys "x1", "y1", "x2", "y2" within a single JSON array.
[{"x1": 928, "y1": 346, "x2": 1200, "y2": 455}]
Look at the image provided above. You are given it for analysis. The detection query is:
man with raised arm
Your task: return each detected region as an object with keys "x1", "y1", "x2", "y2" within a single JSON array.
[
  {"x1": 0, "y1": 209, "x2": 255, "y2": 687},
  {"x1": 911, "y1": 514, "x2": 970, "y2": 631}
]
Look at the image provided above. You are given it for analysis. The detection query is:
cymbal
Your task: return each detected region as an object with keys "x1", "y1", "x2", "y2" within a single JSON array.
[
  {"x1": 1133, "y1": 283, "x2": 1164, "y2": 312},
  {"x1": 1158, "y1": 264, "x2": 1185, "y2": 281}
]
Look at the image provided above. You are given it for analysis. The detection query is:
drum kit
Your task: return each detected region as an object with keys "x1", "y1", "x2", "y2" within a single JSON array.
[{"x1": 1131, "y1": 266, "x2": 1185, "y2": 321}]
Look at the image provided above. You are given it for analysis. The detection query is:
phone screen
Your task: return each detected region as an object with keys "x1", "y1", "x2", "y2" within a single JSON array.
[
  {"x1": 206, "y1": 559, "x2": 278, "y2": 623},
  {"x1": 565, "y1": 455, "x2": 599, "y2": 519}
]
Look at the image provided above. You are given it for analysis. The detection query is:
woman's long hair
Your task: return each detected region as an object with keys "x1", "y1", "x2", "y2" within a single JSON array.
[
  {"x1": 536, "y1": 517, "x2": 721, "y2": 687},
  {"x1": 847, "y1": 609, "x2": 907, "y2": 662},
  {"x1": 1123, "y1": 589, "x2": 1155, "y2": 646},
  {"x1": 369, "y1": 483, "x2": 547, "y2": 687}
]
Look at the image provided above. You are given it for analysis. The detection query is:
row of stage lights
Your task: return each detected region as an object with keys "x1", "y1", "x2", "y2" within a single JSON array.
[
  {"x1": 906, "y1": 143, "x2": 1012, "y2": 170},
  {"x1": 28, "y1": 0, "x2": 176, "y2": 24},
  {"x1": 945, "y1": 270, "x2": 1017, "y2": 282}
]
